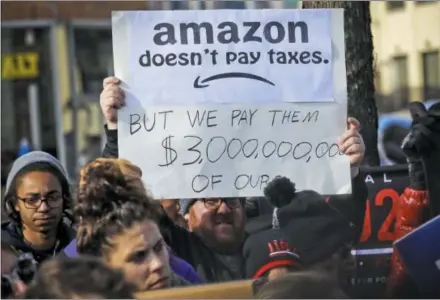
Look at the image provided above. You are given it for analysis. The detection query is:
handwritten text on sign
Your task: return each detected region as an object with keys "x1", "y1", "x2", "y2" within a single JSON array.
[
  {"x1": 118, "y1": 103, "x2": 351, "y2": 199},
  {"x1": 115, "y1": 9, "x2": 334, "y2": 105}
]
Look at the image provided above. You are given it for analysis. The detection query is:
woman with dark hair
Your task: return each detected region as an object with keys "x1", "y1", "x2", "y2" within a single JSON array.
[
  {"x1": 74, "y1": 158, "x2": 189, "y2": 292},
  {"x1": 1, "y1": 151, "x2": 75, "y2": 264},
  {"x1": 23, "y1": 256, "x2": 135, "y2": 299}
]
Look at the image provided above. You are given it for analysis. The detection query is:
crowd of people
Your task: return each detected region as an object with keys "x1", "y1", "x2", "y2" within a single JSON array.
[{"x1": 1, "y1": 76, "x2": 439, "y2": 299}]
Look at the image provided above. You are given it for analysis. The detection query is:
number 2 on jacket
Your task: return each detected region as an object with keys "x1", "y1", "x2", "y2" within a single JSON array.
[{"x1": 360, "y1": 188, "x2": 399, "y2": 243}]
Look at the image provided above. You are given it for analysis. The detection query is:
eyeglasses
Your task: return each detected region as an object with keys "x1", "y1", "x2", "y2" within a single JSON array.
[
  {"x1": 202, "y1": 198, "x2": 242, "y2": 210},
  {"x1": 17, "y1": 193, "x2": 63, "y2": 209}
]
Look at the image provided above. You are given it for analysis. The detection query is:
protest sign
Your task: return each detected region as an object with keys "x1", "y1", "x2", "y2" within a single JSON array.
[{"x1": 113, "y1": 9, "x2": 351, "y2": 199}]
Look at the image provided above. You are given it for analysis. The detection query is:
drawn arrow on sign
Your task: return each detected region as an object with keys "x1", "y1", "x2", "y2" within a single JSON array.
[{"x1": 193, "y1": 72, "x2": 275, "y2": 88}]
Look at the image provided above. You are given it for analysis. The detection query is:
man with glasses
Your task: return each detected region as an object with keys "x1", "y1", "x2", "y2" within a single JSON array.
[
  {"x1": 1, "y1": 151, "x2": 75, "y2": 264},
  {"x1": 180, "y1": 197, "x2": 246, "y2": 280},
  {"x1": 99, "y1": 76, "x2": 368, "y2": 283}
]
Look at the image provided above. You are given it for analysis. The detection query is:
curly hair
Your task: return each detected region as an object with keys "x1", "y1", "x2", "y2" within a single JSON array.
[
  {"x1": 3, "y1": 162, "x2": 73, "y2": 224},
  {"x1": 23, "y1": 256, "x2": 135, "y2": 299},
  {"x1": 74, "y1": 158, "x2": 163, "y2": 258}
]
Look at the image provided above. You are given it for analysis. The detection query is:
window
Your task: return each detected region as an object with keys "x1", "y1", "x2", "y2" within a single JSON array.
[
  {"x1": 422, "y1": 51, "x2": 440, "y2": 99},
  {"x1": 171, "y1": 0, "x2": 189, "y2": 10},
  {"x1": 374, "y1": 70, "x2": 382, "y2": 94},
  {"x1": 215, "y1": 1, "x2": 246, "y2": 9},
  {"x1": 416, "y1": 0, "x2": 438, "y2": 5},
  {"x1": 73, "y1": 28, "x2": 113, "y2": 95},
  {"x1": 284, "y1": 0, "x2": 300, "y2": 8},
  {"x1": 386, "y1": 1, "x2": 405, "y2": 10},
  {"x1": 255, "y1": 1, "x2": 269, "y2": 9},
  {"x1": 392, "y1": 56, "x2": 408, "y2": 90},
  {"x1": 391, "y1": 55, "x2": 409, "y2": 109}
]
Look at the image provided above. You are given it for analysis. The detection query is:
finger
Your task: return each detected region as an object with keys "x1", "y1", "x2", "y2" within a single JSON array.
[
  {"x1": 103, "y1": 85, "x2": 122, "y2": 95},
  {"x1": 106, "y1": 87, "x2": 125, "y2": 106},
  {"x1": 101, "y1": 94, "x2": 121, "y2": 110},
  {"x1": 102, "y1": 89, "x2": 124, "y2": 106},
  {"x1": 347, "y1": 117, "x2": 361, "y2": 131},
  {"x1": 339, "y1": 137, "x2": 362, "y2": 153},
  {"x1": 338, "y1": 129, "x2": 359, "y2": 145},
  {"x1": 103, "y1": 77, "x2": 120, "y2": 88},
  {"x1": 345, "y1": 144, "x2": 363, "y2": 156}
]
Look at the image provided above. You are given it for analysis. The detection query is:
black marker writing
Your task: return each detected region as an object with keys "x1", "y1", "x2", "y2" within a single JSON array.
[
  {"x1": 130, "y1": 110, "x2": 174, "y2": 135},
  {"x1": 159, "y1": 135, "x2": 178, "y2": 167},
  {"x1": 158, "y1": 135, "x2": 342, "y2": 167},
  {"x1": 191, "y1": 174, "x2": 223, "y2": 193}
]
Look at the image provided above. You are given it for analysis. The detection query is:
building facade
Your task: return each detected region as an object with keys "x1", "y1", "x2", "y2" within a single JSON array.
[
  {"x1": 1, "y1": 1, "x2": 300, "y2": 183},
  {"x1": 370, "y1": 1, "x2": 440, "y2": 113}
]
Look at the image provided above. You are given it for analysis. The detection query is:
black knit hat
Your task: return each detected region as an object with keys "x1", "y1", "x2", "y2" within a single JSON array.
[
  {"x1": 243, "y1": 229, "x2": 301, "y2": 279},
  {"x1": 245, "y1": 177, "x2": 357, "y2": 266}
]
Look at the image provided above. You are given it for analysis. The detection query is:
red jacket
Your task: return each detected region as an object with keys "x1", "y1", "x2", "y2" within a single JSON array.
[{"x1": 386, "y1": 187, "x2": 429, "y2": 297}]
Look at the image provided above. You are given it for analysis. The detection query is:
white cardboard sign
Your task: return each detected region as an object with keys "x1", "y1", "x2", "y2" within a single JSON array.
[{"x1": 113, "y1": 9, "x2": 351, "y2": 199}]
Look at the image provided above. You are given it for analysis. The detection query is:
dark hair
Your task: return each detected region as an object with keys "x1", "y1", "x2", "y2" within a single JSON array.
[
  {"x1": 23, "y1": 256, "x2": 135, "y2": 299},
  {"x1": 3, "y1": 162, "x2": 73, "y2": 224},
  {"x1": 255, "y1": 270, "x2": 348, "y2": 299},
  {"x1": 75, "y1": 158, "x2": 163, "y2": 258}
]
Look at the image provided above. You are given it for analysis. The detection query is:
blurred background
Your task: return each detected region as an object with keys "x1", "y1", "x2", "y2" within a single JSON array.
[{"x1": 1, "y1": 0, "x2": 439, "y2": 188}]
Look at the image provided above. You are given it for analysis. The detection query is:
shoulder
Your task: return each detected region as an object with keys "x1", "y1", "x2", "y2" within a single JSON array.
[
  {"x1": 170, "y1": 272, "x2": 192, "y2": 287},
  {"x1": 1, "y1": 221, "x2": 21, "y2": 245}
]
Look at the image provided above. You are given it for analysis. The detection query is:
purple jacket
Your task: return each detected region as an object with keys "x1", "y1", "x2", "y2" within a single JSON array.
[{"x1": 63, "y1": 239, "x2": 203, "y2": 284}]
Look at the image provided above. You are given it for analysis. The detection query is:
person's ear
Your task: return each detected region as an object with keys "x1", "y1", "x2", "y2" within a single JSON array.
[{"x1": 13, "y1": 201, "x2": 20, "y2": 213}]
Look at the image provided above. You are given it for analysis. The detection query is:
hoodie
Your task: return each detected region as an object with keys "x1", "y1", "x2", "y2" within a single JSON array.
[{"x1": 1, "y1": 151, "x2": 75, "y2": 264}]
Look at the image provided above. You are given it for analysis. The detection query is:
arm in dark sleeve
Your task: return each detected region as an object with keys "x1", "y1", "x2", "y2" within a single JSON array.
[
  {"x1": 328, "y1": 171, "x2": 368, "y2": 240},
  {"x1": 246, "y1": 197, "x2": 275, "y2": 219},
  {"x1": 245, "y1": 197, "x2": 260, "y2": 219},
  {"x1": 158, "y1": 208, "x2": 203, "y2": 266},
  {"x1": 101, "y1": 125, "x2": 119, "y2": 158}
]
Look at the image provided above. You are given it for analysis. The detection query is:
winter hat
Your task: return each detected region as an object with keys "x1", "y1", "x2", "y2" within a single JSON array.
[
  {"x1": 246, "y1": 176, "x2": 357, "y2": 266},
  {"x1": 243, "y1": 229, "x2": 301, "y2": 279},
  {"x1": 5, "y1": 151, "x2": 69, "y2": 194},
  {"x1": 179, "y1": 198, "x2": 196, "y2": 215}
]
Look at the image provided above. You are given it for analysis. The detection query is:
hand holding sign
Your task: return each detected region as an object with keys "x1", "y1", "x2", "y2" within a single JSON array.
[
  {"x1": 100, "y1": 77, "x2": 125, "y2": 129},
  {"x1": 338, "y1": 117, "x2": 365, "y2": 168}
]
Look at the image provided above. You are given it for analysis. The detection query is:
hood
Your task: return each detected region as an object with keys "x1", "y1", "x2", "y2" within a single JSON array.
[
  {"x1": 5, "y1": 151, "x2": 70, "y2": 195},
  {"x1": 1, "y1": 221, "x2": 30, "y2": 250}
]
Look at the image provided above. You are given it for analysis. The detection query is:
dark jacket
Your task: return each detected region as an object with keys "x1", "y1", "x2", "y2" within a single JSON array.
[
  {"x1": 102, "y1": 125, "x2": 368, "y2": 281},
  {"x1": 1, "y1": 219, "x2": 75, "y2": 264}
]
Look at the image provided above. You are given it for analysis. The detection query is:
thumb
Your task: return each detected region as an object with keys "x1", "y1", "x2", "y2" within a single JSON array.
[
  {"x1": 347, "y1": 117, "x2": 361, "y2": 131},
  {"x1": 14, "y1": 279, "x2": 27, "y2": 296}
]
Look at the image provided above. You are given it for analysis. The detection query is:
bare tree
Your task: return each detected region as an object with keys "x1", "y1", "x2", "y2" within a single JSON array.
[{"x1": 303, "y1": 1, "x2": 380, "y2": 166}]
